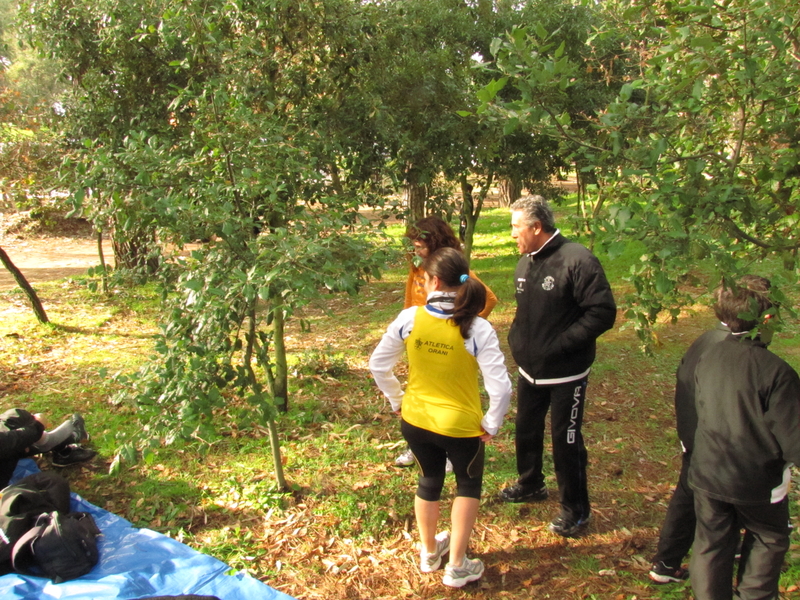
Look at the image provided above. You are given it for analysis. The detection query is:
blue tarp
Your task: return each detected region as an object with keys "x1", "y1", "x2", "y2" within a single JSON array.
[{"x1": 1, "y1": 459, "x2": 295, "y2": 600}]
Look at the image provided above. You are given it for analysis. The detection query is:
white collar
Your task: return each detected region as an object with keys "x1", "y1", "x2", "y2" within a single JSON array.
[
  {"x1": 425, "y1": 291, "x2": 456, "y2": 312},
  {"x1": 527, "y1": 229, "x2": 560, "y2": 257}
]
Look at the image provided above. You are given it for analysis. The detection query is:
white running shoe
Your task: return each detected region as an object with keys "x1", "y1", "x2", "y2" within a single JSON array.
[
  {"x1": 443, "y1": 556, "x2": 484, "y2": 587},
  {"x1": 395, "y1": 448, "x2": 415, "y2": 467},
  {"x1": 420, "y1": 531, "x2": 450, "y2": 572}
]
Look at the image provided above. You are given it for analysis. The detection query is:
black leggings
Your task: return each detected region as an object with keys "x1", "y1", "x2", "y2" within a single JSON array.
[{"x1": 401, "y1": 419, "x2": 485, "y2": 501}]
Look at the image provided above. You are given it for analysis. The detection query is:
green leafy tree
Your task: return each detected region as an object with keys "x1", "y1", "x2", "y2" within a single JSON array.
[
  {"x1": 479, "y1": 0, "x2": 800, "y2": 345},
  {"x1": 22, "y1": 0, "x2": 392, "y2": 487},
  {"x1": 449, "y1": 0, "x2": 596, "y2": 260},
  {"x1": 20, "y1": 0, "x2": 193, "y2": 272},
  {"x1": 0, "y1": 0, "x2": 64, "y2": 211},
  {"x1": 350, "y1": 0, "x2": 484, "y2": 222},
  {"x1": 0, "y1": 0, "x2": 67, "y2": 323}
]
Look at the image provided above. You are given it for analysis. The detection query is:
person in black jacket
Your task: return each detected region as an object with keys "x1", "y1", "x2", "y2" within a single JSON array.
[
  {"x1": 649, "y1": 276, "x2": 768, "y2": 584},
  {"x1": 649, "y1": 323, "x2": 730, "y2": 583},
  {"x1": 0, "y1": 409, "x2": 94, "y2": 488},
  {"x1": 689, "y1": 279, "x2": 800, "y2": 600},
  {"x1": 499, "y1": 195, "x2": 616, "y2": 538}
]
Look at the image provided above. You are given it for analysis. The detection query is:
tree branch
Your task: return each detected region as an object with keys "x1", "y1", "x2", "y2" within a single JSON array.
[
  {"x1": 0, "y1": 246, "x2": 49, "y2": 323},
  {"x1": 723, "y1": 217, "x2": 800, "y2": 251},
  {"x1": 535, "y1": 101, "x2": 607, "y2": 153},
  {"x1": 660, "y1": 151, "x2": 732, "y2": 166}
]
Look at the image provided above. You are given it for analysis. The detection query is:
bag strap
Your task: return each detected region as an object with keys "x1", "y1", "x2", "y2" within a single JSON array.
[{"x1": 10, "y1": 512, "x2": 50, "y2": 574}]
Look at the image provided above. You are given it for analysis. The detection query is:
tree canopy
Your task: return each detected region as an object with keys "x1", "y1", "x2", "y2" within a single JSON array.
[
  {"x1": 478, "y1": 0, "x2": 800, "y2": 343},
  {"x1": 0, "y1": 0, "x2": 64, "y2": 211}
]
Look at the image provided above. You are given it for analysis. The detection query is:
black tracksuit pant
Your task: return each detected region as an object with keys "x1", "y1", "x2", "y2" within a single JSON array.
[
  {"x1": 652, "y1": 451, "x2": 696, "y2": 567},
  {"x1": 653, "y1": 452, "x2": 757, "y2": 583},
  {"x1": 515, "y1": 375, "x2": 589, "y2": 521},
  {"x1": 691, "y1": 492, "x2": 789, "y2": 600}
]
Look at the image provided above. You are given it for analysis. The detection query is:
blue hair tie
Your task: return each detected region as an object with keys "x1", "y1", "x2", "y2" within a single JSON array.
[{"x1": 459, "y1": 274, "x2": 469, "y2": 284}]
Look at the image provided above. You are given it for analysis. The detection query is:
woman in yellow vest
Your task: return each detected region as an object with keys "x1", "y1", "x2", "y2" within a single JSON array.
[
  {"x1": 370, "y1": 247, "x2": 511, "y2": 588},
  {"x1": 395, "y1": 216, "x2": 498, "y2": 469}
]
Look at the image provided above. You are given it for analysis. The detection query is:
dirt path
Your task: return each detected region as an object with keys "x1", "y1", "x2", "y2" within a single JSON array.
[
  {"x1": 0, "y1": 182, "x2": 581, "y2": 293},
  {"x1": 0, "y1": 236, "x2": 114, "y2": 292}
]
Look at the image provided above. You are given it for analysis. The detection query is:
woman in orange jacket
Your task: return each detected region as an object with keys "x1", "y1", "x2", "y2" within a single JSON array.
[{"x1": 404, "y1": 216, "x2": 497, "y2": 317}]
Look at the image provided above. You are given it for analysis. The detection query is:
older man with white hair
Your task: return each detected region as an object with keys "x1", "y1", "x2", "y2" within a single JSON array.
[{"x1": 499, "y1": 195, "x2": 616, "y2": 538}]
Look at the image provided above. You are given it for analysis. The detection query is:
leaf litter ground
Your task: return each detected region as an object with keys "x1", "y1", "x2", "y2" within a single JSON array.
[{"x1": 0, "y1": 238, "x2": 798, "y2": 600}]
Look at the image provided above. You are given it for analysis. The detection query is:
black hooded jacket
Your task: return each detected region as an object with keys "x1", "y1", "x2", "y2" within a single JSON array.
[
  {"x1": 689, "y1": 334, "x2": 800, "y2": 504},
  {"x1": 508, "y1": 233, "x2": 616, "y2": 382}
]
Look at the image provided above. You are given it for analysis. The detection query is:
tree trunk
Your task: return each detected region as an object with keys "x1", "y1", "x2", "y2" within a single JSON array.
[
  {"x1": 460, "y1": 171, "x2": 493, "y2": 264},
  {"x1": 404, "y1": 169, "x2": 427, "y2": 223},
  {"x1": 243, "y1": 303, "x2": 286, "y2": 490},
  {"x1": 497, "y1": 176, "x2": 522, "y2": 207},
  {"x1": 460, "y1": 177, "x2": 475, "y2": 264},
  {"x1": 272, "y1": 300, "x2": 288, "y2": 413},
  {"x1": 112, "y1": 222, "x2": 159, "y2": 273},
  {"x1": 0, "y1": 245, "x2": 49, "y2": 323},
  {"x1": 96, "y1": 228, "x2": 110, "y2": 294},
  {"x1": 575, "y1": 165, "x2": 603, "y2": 250},
  {"x1": 328, "y1": 162, "x2": 345, "y2": 196},
  {"x1": 266, "y1": 418, "x2": 288, "y2": 490}
]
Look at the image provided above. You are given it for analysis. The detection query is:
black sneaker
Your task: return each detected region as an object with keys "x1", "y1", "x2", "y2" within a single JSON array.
[
  {"x1": 52, "y1": 444, "x2": 96, "y2": 467},
  {"x1": 649, "y1": 561, "x2": 689, "y2": 584},
  {"x1": 498, "y1": 483, "x2": 548, "y2": 503},
  {"x1": 70, "y1": 413, "x2": 89, "y2": 444},
  {"x1": 548, "y1": 513, "x2": 591, "y2": 537}
]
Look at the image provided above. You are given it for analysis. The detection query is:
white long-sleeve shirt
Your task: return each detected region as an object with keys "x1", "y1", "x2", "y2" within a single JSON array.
[{"x1": 369, "y1": 293, "x2": 512, "y2": 435}]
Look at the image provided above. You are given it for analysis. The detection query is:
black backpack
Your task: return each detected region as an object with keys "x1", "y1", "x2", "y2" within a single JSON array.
[
  {"x1": 0, "y1": 471, "x2": 70, "y2": 565},
  {"x1": 0, "y1": 471, "x2": 101, "y2": 582},
  {"x1": 11, "y1": 510, "x2": 101, "y2": 582}
]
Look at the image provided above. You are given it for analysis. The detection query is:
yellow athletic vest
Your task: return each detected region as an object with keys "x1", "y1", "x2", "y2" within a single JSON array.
[{"x1": 402, "y1": 308, "x2": 483, "y2": 437}]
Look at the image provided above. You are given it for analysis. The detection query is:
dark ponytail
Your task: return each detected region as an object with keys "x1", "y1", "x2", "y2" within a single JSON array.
[{"x1": 422, "y1": 247, "x2": 487, "y2": 339}]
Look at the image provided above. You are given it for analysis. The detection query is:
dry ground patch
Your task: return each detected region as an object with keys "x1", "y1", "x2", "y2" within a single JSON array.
[{"x1": 1, "y1": 245, "x2": 798, "y2": 600}]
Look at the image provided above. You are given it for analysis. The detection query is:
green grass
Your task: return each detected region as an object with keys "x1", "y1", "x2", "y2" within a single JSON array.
[{"x1": 1, "y1": 208, "x2": 799, "y2": 599}]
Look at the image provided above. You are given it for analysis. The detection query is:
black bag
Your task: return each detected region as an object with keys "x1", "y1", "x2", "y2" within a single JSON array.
[
  {"x1": 0, "y1": 471, "x2": 70, "y2": 564},
  {"x1": 11, "y1": 510, "x2": 101, "y2": 582}
]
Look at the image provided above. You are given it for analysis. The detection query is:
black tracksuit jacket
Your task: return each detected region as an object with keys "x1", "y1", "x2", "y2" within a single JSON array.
[
  {"x1": 689, "y1": 335, "x2": 800, "y2": 505},
  {"x1": 674, "y1": 324, "x2": 730, "y2": 453},
  {"x1": 508, "y1": 233, "x2": 616, "y2": 382}
]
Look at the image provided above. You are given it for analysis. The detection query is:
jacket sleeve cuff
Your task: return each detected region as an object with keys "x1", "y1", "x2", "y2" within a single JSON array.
[{"x1": 480, "y1": 418, "x2": 499, "y2": 436}]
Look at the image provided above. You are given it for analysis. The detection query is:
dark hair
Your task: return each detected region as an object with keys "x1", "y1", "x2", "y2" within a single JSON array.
[
  {"x1": 510, "y1": 195, "x2": 556, "y2": 233},
  {"x1": 713, "y1": 275, "x2": 772, "y2": 333},
  {"x1": 422, "y1": 247, "x2": 486, "y2": 339},
  {"x1": 405, "y1": 216, "x2": 462, "y2": 254}
]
